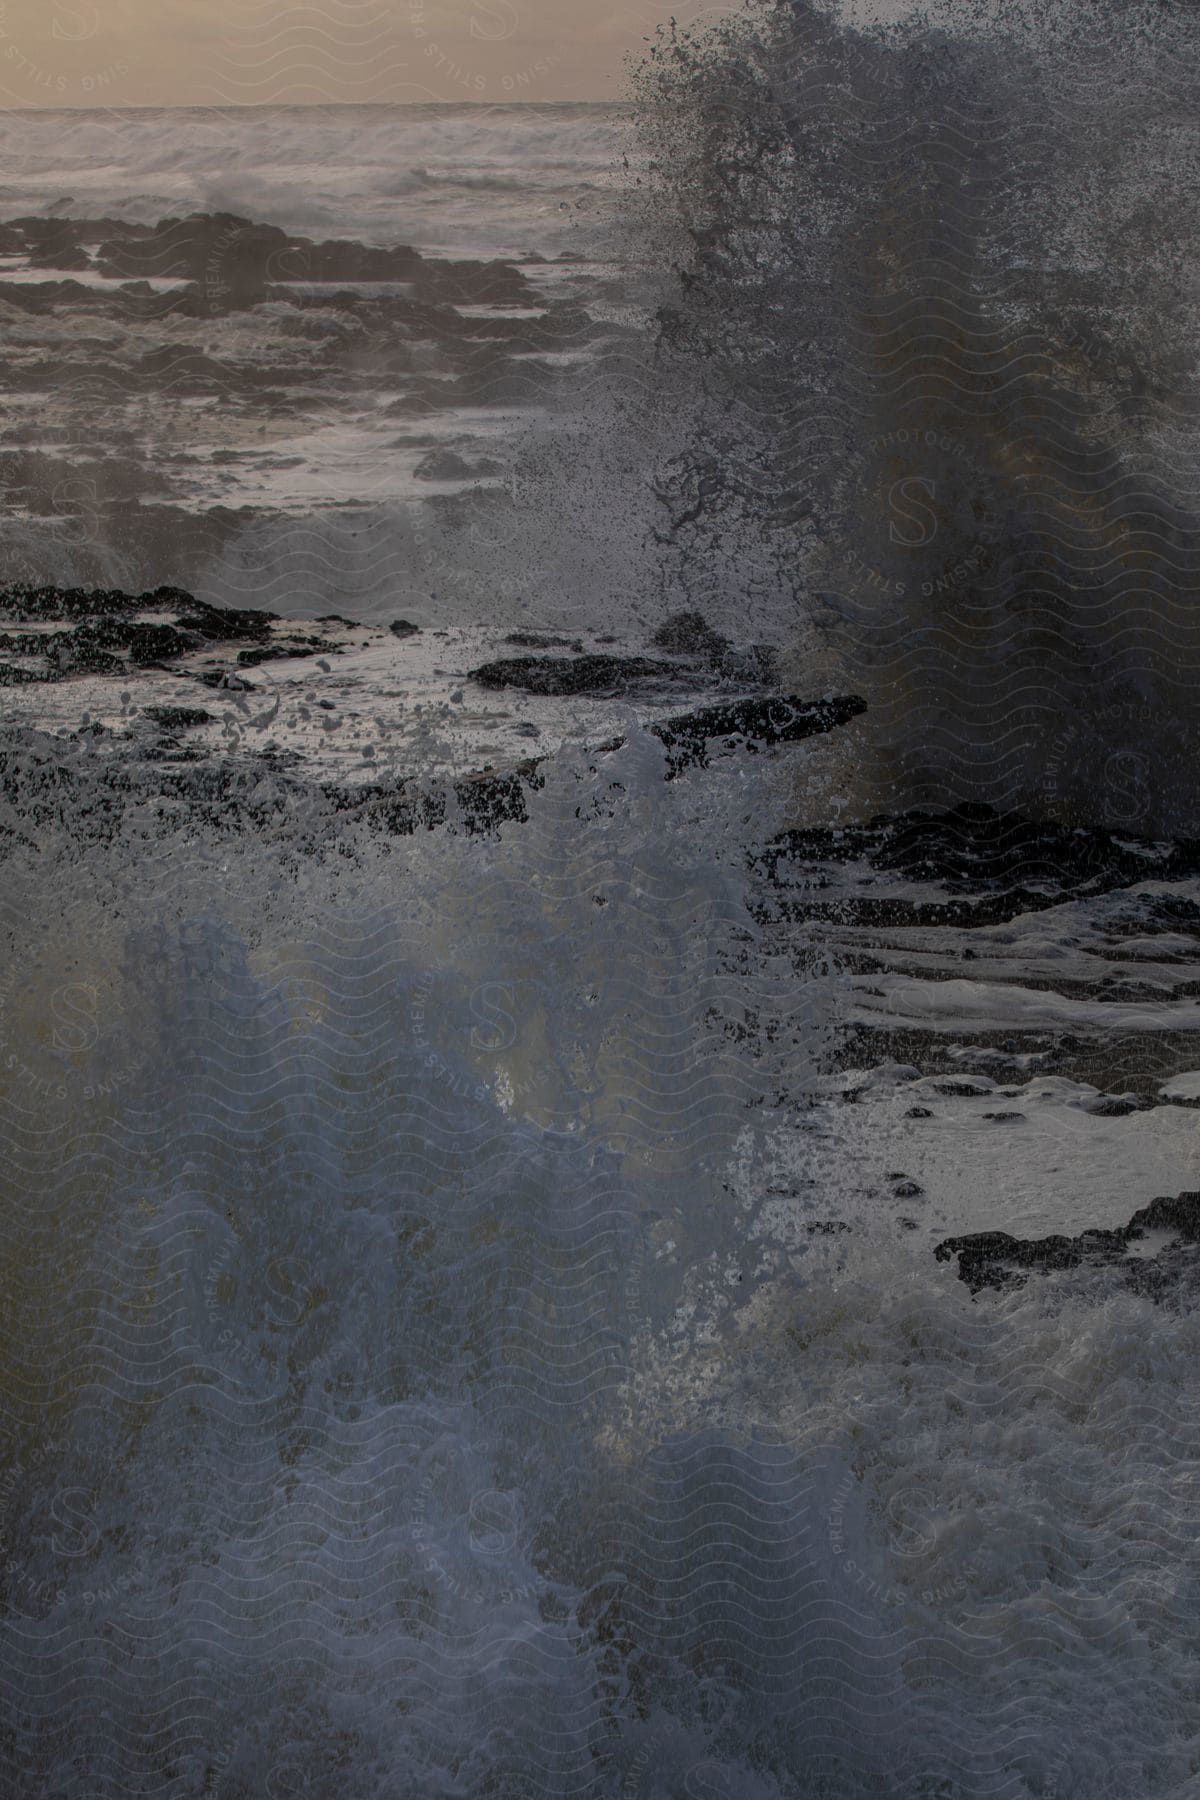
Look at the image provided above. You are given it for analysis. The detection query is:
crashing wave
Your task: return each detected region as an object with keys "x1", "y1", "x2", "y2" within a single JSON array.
[{"x1": 626, "y1": 0, "x2": 1200, "y2": 832}]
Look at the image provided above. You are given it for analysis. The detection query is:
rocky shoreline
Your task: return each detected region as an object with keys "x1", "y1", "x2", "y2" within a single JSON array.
[
  {"x1": 4, "y1": 585, "x2": 1197, "y2": 1240},
  {"x1": 0, "y1": 584, "x2": 864, "y2": 842},
  {"x1": 936, "y1": 1190, "x2": 1200, "y2": 1306},
  {"x1": 0, "y1": 207, "x2": 630, "y2": 596}
]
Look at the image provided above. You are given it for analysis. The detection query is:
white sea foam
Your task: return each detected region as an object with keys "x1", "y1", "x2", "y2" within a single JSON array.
[{"x1": 0, "y1": 80, "x2": 1197, "y2": 1798}]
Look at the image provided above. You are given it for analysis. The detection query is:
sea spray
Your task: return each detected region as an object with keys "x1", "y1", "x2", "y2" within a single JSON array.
[
  {"x1": 627, "y1": 0, "x2": 1200, "y2": 831},
  {"x1": 0, "y1": 722, "x2": 854, "y2": 1791},
  {"x1": 0, "y1": 69, "x2": 1198, "y2": 1795}
]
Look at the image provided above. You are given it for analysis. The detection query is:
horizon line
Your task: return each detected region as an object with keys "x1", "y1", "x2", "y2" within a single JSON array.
[{"x1": 0, "y1": 97, "x2": 629, "y2": 113}]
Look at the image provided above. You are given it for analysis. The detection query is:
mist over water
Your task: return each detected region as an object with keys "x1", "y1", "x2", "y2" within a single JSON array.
[
  {"x1": 0, "y1": 17, "x2": 1199, "y2": 1798},
  {"x1": 625, "y1": 0, "x2": 1200, "y2": 833}
]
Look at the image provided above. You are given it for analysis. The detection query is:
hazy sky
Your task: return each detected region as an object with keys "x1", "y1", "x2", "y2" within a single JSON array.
[{"x1": 0, "y1": 0, "x2": 735, "y2": 106}]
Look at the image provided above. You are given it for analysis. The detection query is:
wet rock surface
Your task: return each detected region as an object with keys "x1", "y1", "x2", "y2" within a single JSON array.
[
  {"x1": 649, "y1": 609, "x2": 730, "y2": 661},
  {"x1": 60, "y1": 210, "x2": 535, "y2": 310},
  {"x1": 0, "y1": 583, "x2": 868, "y2": 850},
  {"x1": 648, "y1": 611, "x2": 779, "y2": 686},
  {"x1": 651, "y1": 692, "x2": 866, "y2": 774},
  {"x1": 0, "y1": 584, "x2": 335, "y2": 684},
  {"x1": 471, "y1": 610, "x2": 787, "y2": 701},
  {"x1": 141, "y1": 705, "x2": 214, "y2": 730},
  {"x1": 936, "y1": 1192, "x2": 1200, "y2": 1305},
  {"x1": 469, "y1": 652, "x2": 695, "y2": 696},
  {"x1": 748, "y1": 795, "x2": 1200, "y2": 1109},
  {"x1": 753, "y1": 803, "x2": 1200, "y2": 928}
]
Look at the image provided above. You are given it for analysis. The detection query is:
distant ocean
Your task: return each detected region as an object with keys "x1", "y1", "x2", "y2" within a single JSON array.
[
  {"x1": 0, "y1": 103, "x2": 653, "y2": 624},
  {"x1": 0, "y1": 102, "x2": 631, "y2": 259}
]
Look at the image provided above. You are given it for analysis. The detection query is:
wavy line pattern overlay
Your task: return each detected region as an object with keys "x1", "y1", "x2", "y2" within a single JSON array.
[{"x1": 0, "y1": 0, "x2": 1198, "y2": 1794}]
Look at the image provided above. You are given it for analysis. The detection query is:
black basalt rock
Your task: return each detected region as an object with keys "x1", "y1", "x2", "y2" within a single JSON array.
[
  {"x1": 650, "y1": 693, "x2": 867, "y2": 774},
  {"x1": 753, "y1": 803, "x2": 1200, "y2": 929},
  {"x1": 469, "y1": 653, "x2": 690, "y2": 696},
  {"x1": 142, "y1": 705, "x2": 214, "y2": 730},
  {"x1": 0, "y1": 584, "x2": 281, "y2": 682},
  {"x1": 649, "y1": 610, "x2": 730, "y2": 662},
  {"x1": 936, "y1": 1192, "x2": 1200, "y2": 1304}
]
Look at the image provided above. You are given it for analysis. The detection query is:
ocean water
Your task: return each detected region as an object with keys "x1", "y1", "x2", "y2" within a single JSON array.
[
  {"x1": 0, "y1": 102, "x2": 632, "y2": 259},
  {"x1": 0, "y1": 103, "x2": 668, "y2": 646},
  {"x1": 1, "y1": 58, "x2": 1199, "y2": 1800}
]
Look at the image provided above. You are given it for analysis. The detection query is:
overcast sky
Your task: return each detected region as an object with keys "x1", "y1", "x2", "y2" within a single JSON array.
[{"x1": 0, "y1": 0, "x2": 739, "y2": 106}]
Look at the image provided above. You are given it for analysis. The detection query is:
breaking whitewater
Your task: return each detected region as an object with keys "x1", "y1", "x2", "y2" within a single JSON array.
[{"x1": 2, "y1": 5, "x2": 1200, "y2": 1795}]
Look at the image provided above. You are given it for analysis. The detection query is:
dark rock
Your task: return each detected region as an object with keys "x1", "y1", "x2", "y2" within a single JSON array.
[
  {"x1": 236, "y1": 637, "x2": 334, "y2": 667},
  {"x1": 552, "y1": 693, "x2": 866, "y2": 786},
  {"x1": 56, "y1": 646, "x2": 128, "y2": 676},
  {"x1": 415, "y1": 257, "x2": 532, "y2": 309},
  {"x1": 503, "y1": 632, "x2": 582, "y2": 650},
  {"x1": 132, "y1": 345, "x2": 234, "y2": 394},
  {"x1": 0, "y1": 581, "x2": 192, "y2": 622},
  {"x1": 351, "y1": 757, "x2": 545, "y2": 839},
  {"x1": 23, "y1": 618, "x2": 204, "y2": 671},
  {"x1": 348, "y1": 690, "x2": 865, "y2": 839},
  {"x1": 94, "y1": 212, "x2": 297, "y2": 301},
  {"x1": 754, "y1": 803, "x2": 1200, "y2": 930},
  {"x1": 142, "y1": 705, "x2": 214, "y2": 730},
  {"x1": 936, "y1": 1228, "x2": 1121, "y2": 1292},
  {"x1": 292, "y1": 238, "x2": 424, "y2": 285},
  {"x1": 980, "y1": 1111, "x2": 1026, "y2": 1122},
  {"x1": 0, "y1": 584, "x2": 281, "y2": 683},
  {"x1": 649, "y1": 693, "x2": 867, "y2": 775},
  {"x1": 0, "y1": 666, "x2": 868, "y2": 864},
  {"x1": 1132, "y1": 1192, "x2": 1200, "y2": 1239},
  {"x1": 127, "y1": 622, "x2": 204, "y2": 665},
  {"x1": 84, "y1": 212, "x2": 532, "y2": 317},
  {"x1": 469, "y1": 653, "x2": 689, "y2": 696},
  {"x1": 936, "y1": 1191, "x2": 1200, "y2": 1305},
  {"x1": 156, "y1": 745, "x2": 207, "y2": 763},
  {"x1": 905, "y1": 1106, "x2": 934, "y2": 1119},
  {"x1": 22, "y1": 219, "x2": 90, "y2": 270},
  {"x1": 650, "y1": 610, "x2": 729, "y2": 661},
  {"x1": 390, "y1": 620, "x2": 421, "y2": 640}
]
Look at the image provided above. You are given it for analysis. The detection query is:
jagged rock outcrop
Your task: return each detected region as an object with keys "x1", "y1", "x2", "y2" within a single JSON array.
[{"x1": 936, "y1": 1192, "x2": 1200, "y2": 1305}]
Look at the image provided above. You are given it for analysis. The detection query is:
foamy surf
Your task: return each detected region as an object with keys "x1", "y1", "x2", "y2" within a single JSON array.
[{"x1": 1, "y1": 19, "x2": 1198, "y2": 1793}]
